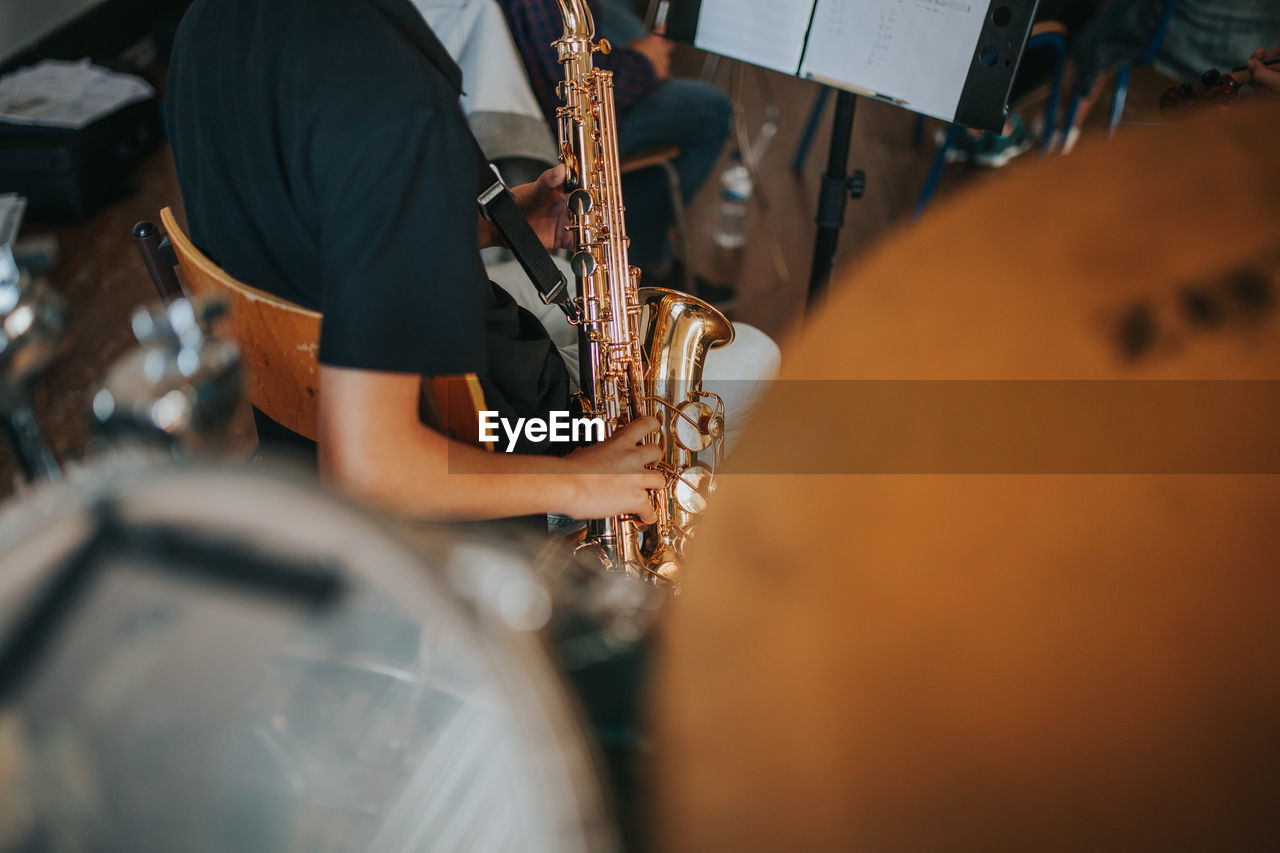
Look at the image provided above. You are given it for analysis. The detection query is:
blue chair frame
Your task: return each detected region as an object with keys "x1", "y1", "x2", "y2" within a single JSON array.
[{"x1": 1060, "y1": 0, "x2": 1181, "y2": 138}]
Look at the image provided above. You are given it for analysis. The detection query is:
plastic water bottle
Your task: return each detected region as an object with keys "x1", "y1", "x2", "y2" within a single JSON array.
[{"x1": 712, "y1": 154, "x2": 752, "y2": 250}]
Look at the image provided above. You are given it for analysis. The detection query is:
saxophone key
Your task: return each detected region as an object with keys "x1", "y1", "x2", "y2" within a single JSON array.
[
  {"x1": 671, "y1": 464, "x2": 714, "y2": 516},
  {"x1": 568, "y1": 189, "x2": 593, "y2": 215},
  {"x1": 673, "y1": 400, "x2": 719, "y2": 453},
  {"x1": 570, "y1": 251, "x2": 596, "y2": 277}
]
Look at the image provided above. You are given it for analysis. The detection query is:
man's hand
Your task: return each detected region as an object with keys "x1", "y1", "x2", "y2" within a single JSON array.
[
  {"x1": 476, "y1": 164, "x2": 571, "y2": 252},
  {"x1": 564, "y1": 416, "x2": 664, "y2": 523},
  {"x1": 512, "y1": 164, "x2": 573, "y2": 250},
  {"x1": 1247, "y1": 46, "x2": 1280, "y2": 95},
  {"x1": 628, "y1": 33, "x2": 673, "y2": 80}
]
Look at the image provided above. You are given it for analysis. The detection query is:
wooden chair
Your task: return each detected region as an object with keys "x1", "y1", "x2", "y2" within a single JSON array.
[{"x1": 134, "y1": 207, "x2": 491, "y2": 449}]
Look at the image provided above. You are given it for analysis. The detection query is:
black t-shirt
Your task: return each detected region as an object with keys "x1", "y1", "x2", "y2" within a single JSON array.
[{"x1": 167, "y1": 0, "x2": 568, "y2": 449}]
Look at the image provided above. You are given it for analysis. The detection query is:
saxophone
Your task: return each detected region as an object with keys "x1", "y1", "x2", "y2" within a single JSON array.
[{"x1": 553, "y1": 0, "x2": 734, "y2": 587}]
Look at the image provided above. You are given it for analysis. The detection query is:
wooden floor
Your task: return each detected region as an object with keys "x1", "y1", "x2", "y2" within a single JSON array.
[{"x1": 2, "y1": 45, "x2": 1161, "y2": 490}]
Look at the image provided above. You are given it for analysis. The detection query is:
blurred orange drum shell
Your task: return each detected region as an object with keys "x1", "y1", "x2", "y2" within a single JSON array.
[{"x1": 651, "y1": 103, "x2": 1280, "y2": 852}]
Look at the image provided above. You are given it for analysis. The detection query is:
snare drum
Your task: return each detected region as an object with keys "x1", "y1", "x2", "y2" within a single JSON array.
[{"x1": 0, "y1": 461, "x2": 616, "y2": 852}]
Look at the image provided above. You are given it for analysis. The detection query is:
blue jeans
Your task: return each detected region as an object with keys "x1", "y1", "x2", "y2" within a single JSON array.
[
  {"x1": 615, "y1": 79, "x2": 732, "y2": 273},
  {"x1": 599, "y1": 0, "x2": 732, "y2": 274}
]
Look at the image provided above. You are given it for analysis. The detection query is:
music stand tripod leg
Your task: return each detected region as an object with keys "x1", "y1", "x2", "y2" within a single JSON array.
[{"x1": 807, "y1": 89, "x2": 865, "y2": 308}]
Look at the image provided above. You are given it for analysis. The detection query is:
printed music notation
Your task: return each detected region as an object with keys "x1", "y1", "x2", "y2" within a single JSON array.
[
  {"x1": 799, "y1": 0, "x2": 988, "y2": 120},
  {"x1": 691, "y1": 0, "x2": 1007, "y2": 125},
  {"x1": 868, "y1": 6, "x2": 899, "y2": 69},
  {"x1": 693, "y1": 0, "x2": 814, "y2": 75},
  {"x1": 916, "y1": 0, "x2": 973, "y2": 13}
]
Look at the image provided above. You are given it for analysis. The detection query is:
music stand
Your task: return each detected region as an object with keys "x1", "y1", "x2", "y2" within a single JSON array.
[{"x1": 661, "y1": 0, "x2": 1040, "y2": 308}]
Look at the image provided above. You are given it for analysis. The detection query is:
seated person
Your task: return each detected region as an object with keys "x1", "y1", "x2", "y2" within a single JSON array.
[
  {"x1": 167, "y1": 0, "x2": 664, "y2": 525},
  {"x1": 497, "y1": 0, "x2": 732, "y2": 294},
  {"x1": 1065, "y1": 0, "x2": 1280, "y2": 142}
]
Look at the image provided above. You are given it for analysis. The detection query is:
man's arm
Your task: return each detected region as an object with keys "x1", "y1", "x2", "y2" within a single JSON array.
[{"x1": 317, "y1": 365, "x2": 663, "y2": 521}]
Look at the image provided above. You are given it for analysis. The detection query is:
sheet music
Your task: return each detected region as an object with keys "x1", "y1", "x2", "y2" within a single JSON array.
[
  {"x1": 798, "y1": 0, "x2": 988, "y2": 121},
  {"x1": 0, "y1": 58, "x2": 153, "y2": 129},
  {"x1": 693, "y1": 0, "x2": 815, "y2": 75}
]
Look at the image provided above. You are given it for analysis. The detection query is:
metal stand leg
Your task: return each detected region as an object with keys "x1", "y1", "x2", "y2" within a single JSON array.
[
  {"x1": 725, "y1": 61, "x2": 789, "y2": 283},
  {"x1": 2, "y1": 400, "x2": 61, "y2": 483},
  {"x1": 806, "y1": 90, "x2": 864, "y2": 308},
  {"x1": 1109, "y1": 65, "x2": 1130, "y2": 136},
  {"x1": 791, "y1": 86, "x2": 832, "y2": 173},
  {"x1": 913, "y1": 124, "x2": 961, "y2": 221},
  {"x1": 1061, "y1": 91, "x2": 1082, "y2": 152},
  {"x1": 700, "y1": 52, "x2": 720, "y2": 82}
]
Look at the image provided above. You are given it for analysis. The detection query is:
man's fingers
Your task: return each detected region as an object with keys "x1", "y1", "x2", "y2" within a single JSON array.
[
  {"x1": 636, "y1": 444, "x2": 663, "y2": 466},
  {"x1": 539, "y1": 164, "x2": 567, "y2": 191},
  {"x1": 633, "y1": 501, "x2": 658, "y2": 525},
  {"x1": 616, "y1": 416, "x2": 660, "y2": 442},
  {"x1": 642, "y1": 472, "x2": 665, "y2": 492},
  {"x1": 1250, "y1": 58, "x2": 1280, "y2": 94}
]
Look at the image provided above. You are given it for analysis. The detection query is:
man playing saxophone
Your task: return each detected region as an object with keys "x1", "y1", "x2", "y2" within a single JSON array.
[{"x1": 167, "y1": 0, "x2": 665, "y2": 526}]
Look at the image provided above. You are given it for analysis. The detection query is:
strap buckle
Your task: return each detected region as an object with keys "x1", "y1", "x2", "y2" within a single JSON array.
[{"x1": 477, "y1": 164, "x2": 508, "y2": 219}]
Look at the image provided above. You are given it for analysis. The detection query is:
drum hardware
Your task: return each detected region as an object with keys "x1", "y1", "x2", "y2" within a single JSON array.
[
  {"x1": 0, "y1": 245, "x2": 65, "y2": 484},
  {"x1": 90, "y1": 296, "x2": 243, "y2": 452}
]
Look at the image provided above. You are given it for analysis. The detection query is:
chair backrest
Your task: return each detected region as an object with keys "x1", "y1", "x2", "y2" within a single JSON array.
[
  {"x1": 158, "y1": 207, "x2": 492, "y2": 450},
  {"x1": 161, "y1": 207, "x2": 322, "y2": 440}
]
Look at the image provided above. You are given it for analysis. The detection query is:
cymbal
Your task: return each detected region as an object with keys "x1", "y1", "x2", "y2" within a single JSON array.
[{"x1": 651, "y1": 103, "x2": 1280, "y2": 851}]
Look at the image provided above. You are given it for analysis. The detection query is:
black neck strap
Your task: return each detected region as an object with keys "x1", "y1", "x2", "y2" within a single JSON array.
[{"x1": 471, "y1": 142, "x2": 573, "y2": 317}]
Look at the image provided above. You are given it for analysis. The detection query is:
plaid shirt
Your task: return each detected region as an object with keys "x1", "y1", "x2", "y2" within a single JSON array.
[{"x1": 497, "y1": 0, "x2": 658, "y2": 123}]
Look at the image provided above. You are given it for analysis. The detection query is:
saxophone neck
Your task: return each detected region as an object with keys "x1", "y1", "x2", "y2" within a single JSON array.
[{"x1": 555, "y1": 0, "x2": 596, "y2": 41}]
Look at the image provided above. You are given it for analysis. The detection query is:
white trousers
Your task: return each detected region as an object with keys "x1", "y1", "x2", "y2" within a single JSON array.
[{"x1": 483, "y1": 250, "x2": 780, "y2": 452}]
